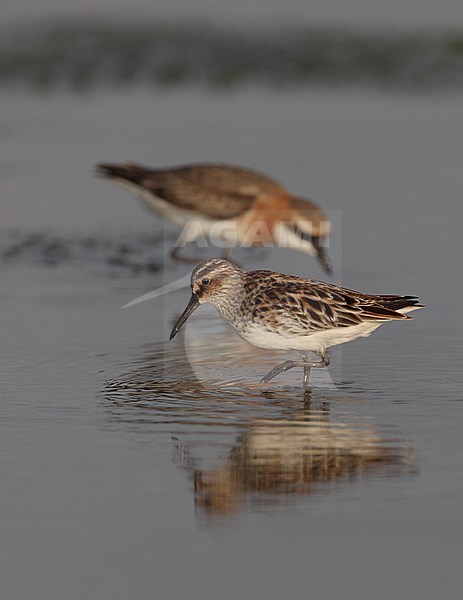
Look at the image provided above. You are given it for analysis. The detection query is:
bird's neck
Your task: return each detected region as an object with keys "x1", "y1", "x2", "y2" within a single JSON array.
[{"x1": 213, "y1": 279, "x2": 245, "y2": 322}]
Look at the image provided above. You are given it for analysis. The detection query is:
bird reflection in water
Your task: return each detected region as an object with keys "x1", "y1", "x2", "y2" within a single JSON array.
[
  {"x1": 172, "y1": 400, "x2": 415, "y2": 519},
  {"x1": 104, "y1": 336, "x2": 416, "y2": 520}
]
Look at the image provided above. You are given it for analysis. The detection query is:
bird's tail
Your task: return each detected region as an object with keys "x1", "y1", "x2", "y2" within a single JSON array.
[
  {"x1": 96, "y1": 163, "x2": 151, "y2": 185},
  {"x1": 377, "y1": 295, "x2": 424, "y2": 319},
  {"x1": 378, "y1": 295, "x2": 423, "y2": 313}
]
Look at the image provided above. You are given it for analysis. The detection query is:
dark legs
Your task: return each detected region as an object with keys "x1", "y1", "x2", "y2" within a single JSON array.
[
  {"x1": 302, "y1": 358, "x2": 311, "y2": 391},
  {"x1": 261, "y1": 352, "x2": 330, "y2": 391}
]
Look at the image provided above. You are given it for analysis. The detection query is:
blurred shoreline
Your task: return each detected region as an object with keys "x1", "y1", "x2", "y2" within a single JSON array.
[{"x1": 2, "y1": 20, "x2": 463, "y2": 92}]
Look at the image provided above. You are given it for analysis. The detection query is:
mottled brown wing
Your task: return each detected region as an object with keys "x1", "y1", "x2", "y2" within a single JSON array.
[
  {"x1": 98, "y1": 163, "x2": 285, "y2": 219},
  {"x1": 244, "y1": 272, "x2": 415, "y2": 335}
]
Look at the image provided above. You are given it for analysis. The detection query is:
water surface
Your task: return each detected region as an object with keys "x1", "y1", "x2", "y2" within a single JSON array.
[{"x1": 2, "y1": 83, "x2": 463, "y2": 599}]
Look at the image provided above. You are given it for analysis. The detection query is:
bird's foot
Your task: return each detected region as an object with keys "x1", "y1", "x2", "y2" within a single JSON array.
[{"x1": 261, "y1": 353, "x2": 330, "y2": 391}]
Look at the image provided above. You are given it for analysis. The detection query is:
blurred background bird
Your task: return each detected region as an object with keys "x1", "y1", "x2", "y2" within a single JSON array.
[{"x1": 97, "y1": 162, "x2": 332, "y2": 273}]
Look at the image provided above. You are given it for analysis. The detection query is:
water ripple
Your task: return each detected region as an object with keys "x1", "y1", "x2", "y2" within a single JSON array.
[{"x1": 103, "y1": 336, "x2": 417, "y2": 518}]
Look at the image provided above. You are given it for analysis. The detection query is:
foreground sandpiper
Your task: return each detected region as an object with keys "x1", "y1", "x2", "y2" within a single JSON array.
[
  {"x1": 97, "y1": 162, "x2": 332, "y2": 273},
  {"x1": 170, "y1": 259, "x2": 423, "y2": 390}
]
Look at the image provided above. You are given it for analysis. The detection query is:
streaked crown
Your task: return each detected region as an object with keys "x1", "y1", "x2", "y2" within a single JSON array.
[{"x1": 191, "y1": 259, "x2": 245, "y2": 307}]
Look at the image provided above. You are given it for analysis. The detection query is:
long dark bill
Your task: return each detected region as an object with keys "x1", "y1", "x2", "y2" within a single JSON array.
[
  {"x1": 311, "y1": 236, "x2": 333, "y2": 275},
  {"x1": 292, "y1": 224, "x2": 333, "y2": 275},
  {"x1": 169, "y1": 293, "x2": 200, "y2": 340}
]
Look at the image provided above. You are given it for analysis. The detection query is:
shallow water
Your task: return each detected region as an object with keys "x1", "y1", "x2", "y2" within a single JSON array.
[{"x1": 2, "y1": 84, "x2": 463, "y2": 599}]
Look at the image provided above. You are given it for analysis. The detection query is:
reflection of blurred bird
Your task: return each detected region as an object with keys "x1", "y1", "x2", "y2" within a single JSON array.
[
  {"x1": 173, "y1": 416, "x2": 414, "y2": 518},
  {"x1": 97, "y1": 162, "x2": 332, "y2": 273},
  {"x1": 171, "y1": 259, "x2": 423, "y2": 389}
]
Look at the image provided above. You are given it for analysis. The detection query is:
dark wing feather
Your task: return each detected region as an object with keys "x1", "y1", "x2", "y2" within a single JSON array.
[
  {"x1": 97, "y1": 162, "x2": 284, "y2": 219},
  {"x1": 244, "y1": 271, "x2": 419, "y2": 335}
]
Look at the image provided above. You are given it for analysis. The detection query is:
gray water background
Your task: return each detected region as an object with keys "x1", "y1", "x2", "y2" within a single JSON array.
[{"x1": 2, "y1": 3, "x2": 463, "y2": 599}]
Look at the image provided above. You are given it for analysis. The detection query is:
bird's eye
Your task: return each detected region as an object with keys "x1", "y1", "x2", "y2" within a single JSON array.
[{"x1": 201, "y1": 278, "x2": 210, "y2": 286}]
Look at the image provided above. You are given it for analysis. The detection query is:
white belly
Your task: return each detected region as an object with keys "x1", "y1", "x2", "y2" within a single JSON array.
[
  {"x1": 234, "y1": 305, "x2": 421, "y2": 354},
  {"x1": 236, "y1": 320, "x2": 385, "y2": 353},
  {"x1": 125, "y1": 183, "x2": 207, "y2": 227},
  {"x1": 119, "y1": 182, "x2": 245, "y2": 243}
]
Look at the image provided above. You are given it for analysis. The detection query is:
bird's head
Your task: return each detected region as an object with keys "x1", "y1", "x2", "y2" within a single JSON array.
[
  {"x1": 277, "y1": 196, "x2": 332, "y2": 274},
  {"x1": 170, "y1": 259, "x2": 244, "y2": 339}
]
